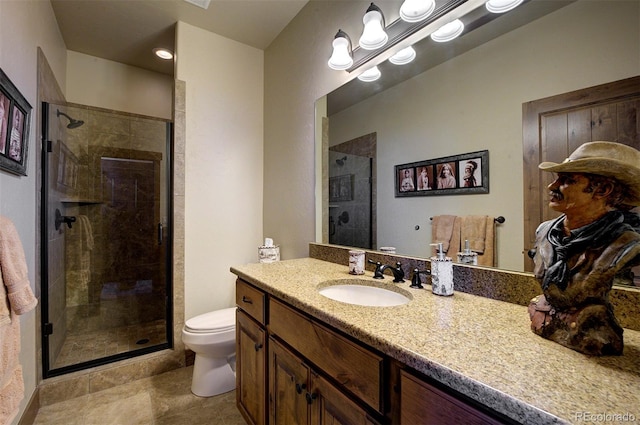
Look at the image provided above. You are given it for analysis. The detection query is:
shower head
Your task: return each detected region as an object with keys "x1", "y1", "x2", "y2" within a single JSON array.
[
  {"x1": 56, "y1": 109, "x2": 84, "y2": 129},
  {"x1": 336, "y1": 156, "x2": 347, "y2": 166}
]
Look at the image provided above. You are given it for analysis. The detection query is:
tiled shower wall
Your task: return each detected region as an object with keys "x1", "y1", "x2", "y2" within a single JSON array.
[{"x1": 48, "y1": 105, "x2": 170, "y2": 358}]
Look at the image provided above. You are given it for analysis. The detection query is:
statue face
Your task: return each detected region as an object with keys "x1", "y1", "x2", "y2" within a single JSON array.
[{"x1": 547, "y1": 173, "x2": 595, "y2": 216}]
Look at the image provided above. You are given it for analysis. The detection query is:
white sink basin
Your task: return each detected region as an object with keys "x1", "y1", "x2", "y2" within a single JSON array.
[{"x1": 318, "y1": 279, "x2": 411, "y2": 307}]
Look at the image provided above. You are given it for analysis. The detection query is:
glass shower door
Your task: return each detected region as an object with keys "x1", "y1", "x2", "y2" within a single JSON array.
[
  {"x1": 328, "y1": 151, "x2": 373, "y2": 249},
  {"x1": 41, "y1": 102, "x2": 172, "y2": 377}
]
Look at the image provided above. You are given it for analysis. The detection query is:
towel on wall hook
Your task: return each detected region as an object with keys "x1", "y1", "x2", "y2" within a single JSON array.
[{"x1": 0, "y1": 215, "x2": 38, "y2": 425}]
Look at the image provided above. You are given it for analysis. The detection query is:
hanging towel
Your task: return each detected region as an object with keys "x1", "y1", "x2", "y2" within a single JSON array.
[
  {"x1": 431, "y1": 215, "x2": 460, "y2": 255},
  {"x1": 459, "y1": 215, "x2": 496, "y2": 267},
  {"x1": 0, "y1": 216, "x2": 38, "y2": 425},
  {"x1": 461, "y1": 215, "x2": 488, "y2": 254}
]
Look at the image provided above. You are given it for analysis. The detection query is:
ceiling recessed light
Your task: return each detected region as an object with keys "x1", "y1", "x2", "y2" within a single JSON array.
[{"x1": 153, "y1": 48, "x2": 174, "y2": 60}]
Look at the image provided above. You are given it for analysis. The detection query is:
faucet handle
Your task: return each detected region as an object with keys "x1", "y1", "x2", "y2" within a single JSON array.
[
  {"x1": 367, "y1": 259, "x2": 385, "y2": 279},
  {"x1": 392, "y1": 262, "x2": 405, "y2": 283},
  {"x1": 410, "y1": 268, "x2": 431, "y2": 289}
]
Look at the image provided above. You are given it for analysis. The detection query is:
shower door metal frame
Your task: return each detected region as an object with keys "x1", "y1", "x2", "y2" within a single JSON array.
[{"x1": 40, "y1": 102, "x2": 174, "y2": 378}]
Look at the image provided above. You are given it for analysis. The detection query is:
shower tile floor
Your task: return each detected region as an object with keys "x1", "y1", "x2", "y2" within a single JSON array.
[
  {"x1": 33, "y1": 366, "x2": 247, "y2": 425},
  {"x1": 53, "y1": 320, "x2": 167, "y2": 369}
]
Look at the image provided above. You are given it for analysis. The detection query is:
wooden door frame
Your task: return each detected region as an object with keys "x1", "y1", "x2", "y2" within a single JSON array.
[{"x1": 522, "y1": 75, "x2": 640, "y2": 271}]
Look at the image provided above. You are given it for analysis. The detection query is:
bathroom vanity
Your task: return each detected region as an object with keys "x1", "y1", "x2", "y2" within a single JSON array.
[{"x1": 232, "y1": 258, "x2": 640, "y2": 425}]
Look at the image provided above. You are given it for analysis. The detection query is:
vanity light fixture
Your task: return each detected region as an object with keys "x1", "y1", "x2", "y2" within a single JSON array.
[
  {"x1": 430, "y1": 19, "x2": 465, "y2": 42},
  {"x1": 153, "y1": 48, "x2": 174, "y2": 60},
  {"x1": 357, "y1": 66, "x2": 381, "y2": 82},
  {"x1": 359, "y1": 3, "x2": 388, "y2": 50},
  {"x1": 327, "y1": 0, "x2": 522, "y2": 75},
  {"x1": 485, "y1": 0, "x2": 523, "y2": 13},
  {"x1": 328, "y1": 30, "x2": 354, "y2": 70},
  {"x1": 389, "y1": 46, "x2": 417, "y2": 65},
  {"x1": 399, "y1": 0, "x2": 436, "y2": 23}
]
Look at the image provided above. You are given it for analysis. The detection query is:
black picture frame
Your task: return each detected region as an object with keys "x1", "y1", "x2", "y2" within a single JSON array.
[
  {"x1": 395, "y1": 150, "x2": 489, "y2": 197},
  {"x1": 0, "y1": 68, "x2": 32, "y2": 176}
]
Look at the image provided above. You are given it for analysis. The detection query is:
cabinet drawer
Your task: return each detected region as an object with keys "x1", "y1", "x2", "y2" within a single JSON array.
[
  {"x1": 400, "y1": 370, "x2": 504, "y2": 425},
  {"x1": 236, "y1": 279, "x2": 266, "y2": 325},
  {"x1": 269, "y1": 299, "x2": 383, "y2": 413}
]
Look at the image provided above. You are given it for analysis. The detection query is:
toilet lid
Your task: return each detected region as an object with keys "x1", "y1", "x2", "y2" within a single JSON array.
[{"x1": 185, "y1": 307, "x2": 236, "y2": 333}]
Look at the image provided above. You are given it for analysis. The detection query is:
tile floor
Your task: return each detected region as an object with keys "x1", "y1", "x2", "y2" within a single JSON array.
[
  {"x1": 52, "y1": 320, "x2": 167, "y2": 369},
  {"x1": 33, "y1": 366, "x2": 247, "y2": 425}
]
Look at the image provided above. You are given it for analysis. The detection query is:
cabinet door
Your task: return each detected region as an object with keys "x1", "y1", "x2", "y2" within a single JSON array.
[
  {"x1": 310, "y1": 372, "x2": 379, "y2": 425},
  {"x1": 400, "y1": 371, "x2": 503, "y2": 425},
  {"x1": 269, "y1": 338, "x2": 311, "y2": 425},
  {"x1": 237, "y1": 310, "x2": 267, "y2": 425}
]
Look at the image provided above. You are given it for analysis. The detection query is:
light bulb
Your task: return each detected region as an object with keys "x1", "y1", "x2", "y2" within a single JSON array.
[
  {"x1": 430, "y1": 19, "x2": 464, "y2": 42},
  {"x1": 389, "y1": 46, "x2": 416, "y2": 65},
  {"x1": 399, "y1": 0, "x2": 436, "y2": 23},
  {"x1": 358, "y1": 66, "x2": 381, "y2": 82},
  {"x1": 328, "y1": 31, "x2": 353, "y2": 70},
  {"x1": 485, "y1": 0, "x2": 523, "y2": 13},
  {"x1": 359, "y1": 4, "x2": 388, "y2": 50}
]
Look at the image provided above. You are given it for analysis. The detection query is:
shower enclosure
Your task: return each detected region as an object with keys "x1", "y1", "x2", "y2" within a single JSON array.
[
  {"x1": 328, "y1": 149, "x2": 374, "y2": 250},
  {"x1": 41, "y1": 102, "x2": 172, "y2": 377}
]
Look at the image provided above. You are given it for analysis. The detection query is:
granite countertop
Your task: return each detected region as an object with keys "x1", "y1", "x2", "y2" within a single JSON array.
[{"x1": 231, "y1": 258, "x2": 640, "y2": 425}]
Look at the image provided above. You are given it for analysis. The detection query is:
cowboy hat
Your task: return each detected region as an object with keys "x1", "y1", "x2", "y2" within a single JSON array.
[{"x1": 538, "y1": 141, "x2": 640, "y2": 206}]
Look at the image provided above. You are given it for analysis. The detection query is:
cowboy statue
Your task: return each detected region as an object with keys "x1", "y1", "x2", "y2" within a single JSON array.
[{"x1": 528, "y1": 141, "x2": 640, "y2": 356}]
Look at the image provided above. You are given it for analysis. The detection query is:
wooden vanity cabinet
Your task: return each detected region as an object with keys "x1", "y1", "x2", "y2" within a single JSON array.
[
  {"x1": 269, "y1": 337, "x2": 379, "y2": 425},
  {"x1": 400, "y1": 370, "x2": 505, "y2": 425},
  {"x1": 268, "y1": 299, "x2": 384, "y2": 414},
  {"x1": 236, "y1": 278, "x2": 507, "y2": 425},
  {"x1": 236, "y1": 280, "x2": 267, "y2": 425}
]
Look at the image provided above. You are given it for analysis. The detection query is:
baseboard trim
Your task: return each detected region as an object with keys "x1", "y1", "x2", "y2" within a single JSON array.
[{"x1": 17, "y1": 388, "x2": 39, "y2": 425}]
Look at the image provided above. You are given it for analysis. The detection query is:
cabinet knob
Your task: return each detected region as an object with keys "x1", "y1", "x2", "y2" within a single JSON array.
[
  {"x1": 295, "y1": 383, "x2": 306, "y2": 394},
  {"x1": 254, "y1": 343, "x2": 263, "y2": 351},
  {"x1": 242, "y1": 296, "x2": 253, "y2": 304},
  {"x1": 305, "y1": 392, "x2": 317, "y2": 405}
]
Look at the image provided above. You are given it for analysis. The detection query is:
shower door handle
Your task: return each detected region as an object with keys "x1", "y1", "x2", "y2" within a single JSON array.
[{"x1": 158, "y1": 223, "x2": 163, "y2": 245}]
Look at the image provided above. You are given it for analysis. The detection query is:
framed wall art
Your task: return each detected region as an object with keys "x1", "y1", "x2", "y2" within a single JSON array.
[
  {"x1": 395, "y1": 150, "x2": 489, "y2": 197},
  {"x1": 0, "y1": 68, "x2": 32, "y2": 176}
]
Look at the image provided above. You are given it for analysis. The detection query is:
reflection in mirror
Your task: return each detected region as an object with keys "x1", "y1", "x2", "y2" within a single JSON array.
[
  {"x1": 316, "y1": 0, "x2": 640, "y2": 274},
  {"x1": 328, "y1": 133, "x2": 376, "y2": 249}
]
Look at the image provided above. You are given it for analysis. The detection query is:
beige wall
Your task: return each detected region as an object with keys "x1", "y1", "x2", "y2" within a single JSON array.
[
  {"x1": 327, "y1": 1, "x2": 640, "y2": 271},
  {"x1": 264, "y1": 1, "x2": 369, "y2": 260},
  {"x1": 176, "y1": 22, "x2": 264, "y2": 319},
  {"x1": 66, "y1": 51, "x2": 173, "y2": 120},
  {"x1": 0, "y1": 0, "x2": 67, "y2": 422},
  {"x1": 264, "y1": 0, "x2": 640, "y2": 264}
]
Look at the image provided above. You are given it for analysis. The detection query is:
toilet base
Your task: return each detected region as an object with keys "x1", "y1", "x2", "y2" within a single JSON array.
[{"x1": 191, "y1": 354, "x2": 236, "y2": 397}]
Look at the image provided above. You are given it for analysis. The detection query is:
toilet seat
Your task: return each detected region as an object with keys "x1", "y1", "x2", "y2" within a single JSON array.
[{"x1": 185, "y1": 307, "x2": 236, "y2": 334}]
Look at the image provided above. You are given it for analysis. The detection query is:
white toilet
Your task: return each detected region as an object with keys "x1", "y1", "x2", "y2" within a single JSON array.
[{"x1": 182, "y1": 307, "x2": 237, "y2": 397}]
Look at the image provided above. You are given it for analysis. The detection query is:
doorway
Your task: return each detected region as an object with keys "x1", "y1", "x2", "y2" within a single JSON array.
[
  {"x1": 41, "y1": 102, "x2": 173, "y2": 377},
  {"x1": 522, "y1": 76, "x2": 640, "y2": 273}
]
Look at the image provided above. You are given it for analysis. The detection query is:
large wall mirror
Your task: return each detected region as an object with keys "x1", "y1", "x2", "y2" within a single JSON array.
[{"x1": 315, "y1": 0, "x2": 640, "y2": 275}]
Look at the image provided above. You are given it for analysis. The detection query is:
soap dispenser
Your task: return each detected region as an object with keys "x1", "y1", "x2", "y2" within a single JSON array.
[
  {"x1": 430, "y1": 242, "x2": 454, "y2": 296},
  {"x1": 457, "y1": 239, "x2": 478, "y2": 265}
]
